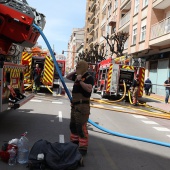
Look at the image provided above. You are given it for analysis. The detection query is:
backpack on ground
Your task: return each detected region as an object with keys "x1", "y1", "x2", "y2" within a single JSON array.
[{"x1": 27, "y1": 139, "x2": 83, "y2": 170}]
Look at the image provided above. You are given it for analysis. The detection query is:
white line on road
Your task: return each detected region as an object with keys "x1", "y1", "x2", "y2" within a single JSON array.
[
  {"x1": 132, "y1": 115, "x2": 148, "y2": 119},
  {"x1": 112, "y1": 106, "x2": 125, "y2": 109},
  {"x1": 153, "y1": 127, "x2": 170, "y2": 131},
  {"x1": 141, "y1": 120, "x2": 158, "y2": 125},
  {"x1": 58, "y1": 111, "x2": 63, "y2": 122},
  {"x1": 92, "y1": 104, "x2": 104, "y2": 107},
  {"x1": 52, "y1": 101, "x2": 63, "y2": 104},
  {"x1": 30, "y1": 99, "x2": 42, "y2": 102},
  {"x1": 59, "y1": 135, "x2": 64, "y2": 143}
]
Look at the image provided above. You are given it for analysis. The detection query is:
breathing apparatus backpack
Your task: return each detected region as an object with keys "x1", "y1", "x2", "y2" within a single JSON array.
[{"x1": 27, "y1": 139, "x2": 83, "y2": 170}]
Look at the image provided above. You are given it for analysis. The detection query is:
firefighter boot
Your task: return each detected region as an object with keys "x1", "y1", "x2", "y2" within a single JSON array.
[{"x1": 133, "y1": 97, "x2": 138, "y2": 106}]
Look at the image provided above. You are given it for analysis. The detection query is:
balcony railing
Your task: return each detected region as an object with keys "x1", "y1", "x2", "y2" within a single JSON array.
[
  {"x1": 90, "y1": 13, "x2": 95, "y2": 22},
  {"x1": 90, "y1": 0, "x2": 96, "y2": 11},
  {"x1": 89, "y1": 25, "x2": 94, "y2": 33},
  {"x1": 119, "y1": 11, "x2": 130, "y2": 28},
  {"x1": 150, "y1": 17, "x2": 170, "y2": 40},
  {"x1": 101, "y1": 17, "x2": 106, "y2": 27},
  {"x1": 88, "y1": 37, "x2": 93, "y2": 44},
  {"x1": 102, "y1": 0, "x2": 107, "y2": 11},
  {"x1": 100, "y1": 36, "x2": 104, "y2": 43}
]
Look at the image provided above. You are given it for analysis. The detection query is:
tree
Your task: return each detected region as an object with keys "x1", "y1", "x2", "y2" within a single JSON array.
[{"x1": 103, "y1": 31, "x2": 129, "y2": 57}]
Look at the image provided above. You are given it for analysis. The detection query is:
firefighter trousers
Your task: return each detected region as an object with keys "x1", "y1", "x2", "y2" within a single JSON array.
[
  {"x1": 70, "y1": 104, "x2": 90, "y2": 154},
  {"x1": 33, "y1": 77, "x2": 41, "y2": 92},
  {"x1": 132, "y1": 87, "x2": 139, "y2": 105}
]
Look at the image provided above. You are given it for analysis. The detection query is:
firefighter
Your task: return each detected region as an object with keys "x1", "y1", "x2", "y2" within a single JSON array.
[
  {"x1": 131, "y1": 74, "x2": 140, "y2": 106},
  {"x1": 32, "y1": 64, "x2": 42, "y2": 93},
  {"x1": 66, "y1": 60, "x2": 94, "y2": 156}
]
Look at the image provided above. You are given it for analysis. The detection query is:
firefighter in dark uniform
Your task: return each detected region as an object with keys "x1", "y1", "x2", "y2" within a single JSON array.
[
  {"x1": 131, "y1": 74, "x2": 140, "y2": 106},
  {"x1": 32, "y1": 64, "x2": 42, "y2": 93},
  {"x1": 66, "y1": 60, "x2": 94, "y2": 156}
]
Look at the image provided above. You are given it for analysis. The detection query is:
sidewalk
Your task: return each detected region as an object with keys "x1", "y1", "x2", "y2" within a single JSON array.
[{"x1": 140, "y1": 93, "x2": 170, "y2": 113}]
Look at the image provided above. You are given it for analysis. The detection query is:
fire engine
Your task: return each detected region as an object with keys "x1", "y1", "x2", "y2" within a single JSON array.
[
  {"x1": 21, "y1": 46, "x2": 66, "y2": 93},
  {"x1": 0, "y1": 0, "x2": 46, "y2": 112},
  {"x1": 92, "y1": 56, "x2": 145, "y2": 100}
]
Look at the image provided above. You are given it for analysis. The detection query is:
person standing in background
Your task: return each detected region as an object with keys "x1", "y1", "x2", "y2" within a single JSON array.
[
  {"x1": 32, "y1": 64, "x2": 42, "y2": 93},
  {"x1": 164, "y1": 77, "x2": 170, "y2": 104},
  {"x1": 144, "y1": 77, "x2": 152, "y2": 95}
]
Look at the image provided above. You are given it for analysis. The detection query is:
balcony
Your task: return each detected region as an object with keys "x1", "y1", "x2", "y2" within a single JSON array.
[
  {"x1": 108, "y1": 15, "x2": 117, "y2": 27},
  {"x1": 90, "y1": 0, "x2": 96, "y2": 12},
  {"x1": 88, "y1": 37, "x2": 94, "y2": 45},
  {"x1": 89, "y1": 13, "x2": 96, "y2": 24},
  {"x1": 102, "y1": 0, "x2": 107, "y2": 12},
  {"x1": 120, "y1": 0, "x2": 131, "y2": 10},
  {"x1": 100, "y1": 36, "x2": 105, "y2": 43},
  {"x1": 119, "y1": 11, "x2": 130, "y2": 28},
  {"x1": 101, "y1": 17, "x2": 106, "y2": 28},
  {"x1": 89, "y1": 25, "x2": 94, "y2": 35},
  {"x1": 153, "y1": 0, "x2": 170, "y2": 9},
  {"x1": 150, "y1": 17, "x2": 170, "y2": 46}
]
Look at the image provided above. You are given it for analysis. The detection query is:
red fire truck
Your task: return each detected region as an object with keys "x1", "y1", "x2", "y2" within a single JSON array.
[
  {"x1": 21, "y1": 47, "x2": 66, "y2": 93},
  {"x1": 0, "y1": 0, "x2": 46, "y2": 112},
  {"x1": 92, "y1": 57, "x2": 145, "y2": 100}
]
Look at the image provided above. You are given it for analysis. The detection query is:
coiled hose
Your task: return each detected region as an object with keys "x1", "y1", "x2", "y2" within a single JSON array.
[{"x1": 33, "y1": 23, "x2": 170, "y2": 148}]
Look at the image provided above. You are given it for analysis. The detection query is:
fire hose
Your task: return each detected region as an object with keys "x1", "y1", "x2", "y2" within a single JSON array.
[{"x1": 33, "y1": 23, "x2": 170, "y2": 148}]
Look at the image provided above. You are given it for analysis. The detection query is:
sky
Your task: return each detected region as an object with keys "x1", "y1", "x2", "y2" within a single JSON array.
[{"x1": 28, "y1": 0, "x2": 86, "y2": 54}]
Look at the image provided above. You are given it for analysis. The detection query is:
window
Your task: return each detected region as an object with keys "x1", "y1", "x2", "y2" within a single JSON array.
[
  {"x1": 134, "y1": 0, "x2": 139, "y2": 14},
  {"x1": 114, "y1": 0, "x2": 118, "y2": 10},
  {"x1": 132, "y1": 27, "x2": 137, "y2": 45},
  {"x1": 143, "y1": 0, "x2": 148, "y2": 8},
  {"x1": 140, "y1": 25, "x2": 146, "y2": 41}
]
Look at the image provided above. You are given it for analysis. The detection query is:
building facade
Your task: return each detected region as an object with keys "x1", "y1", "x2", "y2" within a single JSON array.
[
  {"x1": 84, "y1": 0, "x2": 170, "y2": 96},
  {"x1": 66, "y1": 28, "x2": 84, "y2": 73}
]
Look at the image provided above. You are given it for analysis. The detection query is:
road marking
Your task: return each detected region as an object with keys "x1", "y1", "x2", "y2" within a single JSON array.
[
  {"x1": 141, "y1": 120, "x2": 158, "y2": 125},
  {"x1": 52, "y1": 101, "x2": 63, "y2": 104},
  {"x1": 91, "y1": 104, "x2": 104, "y2": 107},
  {"x1": 59, "y1": 135, "x2": 64, "y2": 143},
  {"x1": 132, "y1": 115, "x2": 148, "y2": 119},
  {"x1": 30, "y1": 99, "x2": 42, "y2": 102},
  {"x1": 37, "y1": 93, "x2": 46, "y2": 95},
  {"x1": 58, "y1": 111, "x2": 62, "y2": 122},
  {"x1": 112, "y1": 106, "x2": 124, "y2": 110},
  {"x1": 153, "y1": 127, "x2": 170, "y2": 131}
]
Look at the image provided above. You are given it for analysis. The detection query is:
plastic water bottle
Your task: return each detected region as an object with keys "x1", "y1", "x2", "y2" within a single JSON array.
[
  {"x1": 17, "y1": 132, "x2": 29, "y2": 164},
  {"x1": 8, "y1": 147, "x2": 17, "y2": 166}
]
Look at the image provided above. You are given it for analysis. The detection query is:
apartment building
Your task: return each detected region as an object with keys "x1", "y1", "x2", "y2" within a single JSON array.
[
  {"x1": 84, "y1": 0, "x2": 170, "y2": 96},
  {"x1": 66, "y1": 28, "x2": 84, "y2": 73}
]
